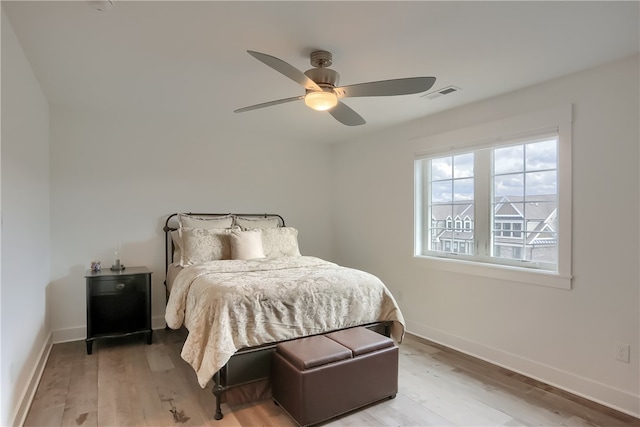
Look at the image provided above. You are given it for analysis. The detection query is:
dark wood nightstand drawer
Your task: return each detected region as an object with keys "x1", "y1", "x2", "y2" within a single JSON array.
[{"x1": 89, "y1": 275, "x2": 145, "y2": 295}]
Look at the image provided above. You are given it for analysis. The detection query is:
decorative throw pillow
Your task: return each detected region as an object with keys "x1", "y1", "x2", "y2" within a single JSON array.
[
  {"x1": 234, "y1": 216, "x2": 280, "y2": 230},
  {"x1": 260, "y1": 227, "x2": 301, "y2": 258},
  {"x1": 179, "y1": 214, "x2": 233, "y2": 229},
  {"x1": 170, "y1": 230, "x2": 182, "y2": 262},
  {"x1": 230, "y1": 229, "x2": 266, "y2": 260},
  {"x1": 179, "y1": 227, "x2": 232, "y2": 265}
]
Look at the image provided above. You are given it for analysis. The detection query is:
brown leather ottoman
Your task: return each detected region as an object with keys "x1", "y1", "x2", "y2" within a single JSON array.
[{"x1": 272, "y1": 327, "x2": 398, "y2": 426}]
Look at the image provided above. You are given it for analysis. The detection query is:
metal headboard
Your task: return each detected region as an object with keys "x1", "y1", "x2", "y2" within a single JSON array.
[{"x1": 163, "y1": 212, "x2": 285, "y2": 277}]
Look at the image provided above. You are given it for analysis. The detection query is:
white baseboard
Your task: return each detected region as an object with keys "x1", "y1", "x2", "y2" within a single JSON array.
[
  {"x1": 52, "y1": 316, "x2": 167, "y2": 344},
  {"x1": 407, "y1": 320, "x2": 640, "y2": 418},
  {"x1": 152, "y1": 315, "x2": 167, "y2": 330},
  {"x1": 52, "y1": 325, "x2": 84, "y2": 344},
  {"x1": 10, "y1": 332, "x2": 53, "y2": 427}
]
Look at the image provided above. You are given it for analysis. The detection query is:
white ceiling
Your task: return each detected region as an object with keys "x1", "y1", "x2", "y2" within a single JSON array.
[{"x1": 3, "y1": 1, "x2": 639, "y2": 144}]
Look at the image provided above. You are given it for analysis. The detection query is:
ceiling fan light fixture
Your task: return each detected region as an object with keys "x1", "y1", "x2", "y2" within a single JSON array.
[{"x1": 304, "y1": 91, "x2": 338, "y2": 111}]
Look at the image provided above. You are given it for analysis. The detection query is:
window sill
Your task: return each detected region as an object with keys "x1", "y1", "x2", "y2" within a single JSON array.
[{"x1": 412, "y1": 255, "x2": 572, "y2": 290}]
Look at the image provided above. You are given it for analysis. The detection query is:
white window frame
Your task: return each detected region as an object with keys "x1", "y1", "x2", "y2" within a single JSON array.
[{"x1": 414, "y1": 105, "x2": 572, "y2": 289}]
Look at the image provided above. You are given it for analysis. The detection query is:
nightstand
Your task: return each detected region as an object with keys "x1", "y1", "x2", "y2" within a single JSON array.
[{"x1": 85, "y1": 266, "x2": 152, "y2": 355}]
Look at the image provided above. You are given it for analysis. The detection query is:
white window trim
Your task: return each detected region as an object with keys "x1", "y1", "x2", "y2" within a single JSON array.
[{"x1": 414, "y1": 105, "x2": 573, "y2": 290}]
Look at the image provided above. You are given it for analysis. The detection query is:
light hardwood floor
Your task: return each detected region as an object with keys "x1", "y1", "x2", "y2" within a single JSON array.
[{"x1": 24, "y1": 328, "x2": 638, "y2": 427}]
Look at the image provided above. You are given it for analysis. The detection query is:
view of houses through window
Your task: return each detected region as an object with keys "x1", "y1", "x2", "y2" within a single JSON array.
[{"x1": 421, "y1": 136, "x2": 559, "y2": 271}]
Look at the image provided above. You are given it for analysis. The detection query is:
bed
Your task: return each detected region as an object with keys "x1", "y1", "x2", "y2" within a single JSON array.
[{"x1": 163, "y1": 213, "x2": 405, "y2": 420}]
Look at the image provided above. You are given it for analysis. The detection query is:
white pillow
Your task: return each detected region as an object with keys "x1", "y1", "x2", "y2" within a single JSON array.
[
  {"x1": 230, "y1": 230, "x2": 266, "y2": 260},
  {"x1": 234, "y1": 216, "x2": 280, "y2": 230},
  {"x1": 179, "y1": 214, "x2": 233, "y2": 229},
  {"x1": 170, "y1": 230, "x2": 182, "y2": 262},
  {"x1": 260, "y1": 227, "x2": 301, "y2": 258},
  {"x1": 179, "y1": 227, "x2": 232, "y2": 265}
]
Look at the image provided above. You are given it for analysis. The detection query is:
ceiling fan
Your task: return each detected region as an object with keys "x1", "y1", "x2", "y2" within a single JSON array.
[{"x1": 234, "y1": 50, "x2": 436, "y2": 126}]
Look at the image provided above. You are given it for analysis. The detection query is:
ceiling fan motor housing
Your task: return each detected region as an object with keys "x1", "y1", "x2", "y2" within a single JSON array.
[
  {"x1": 304, "y1": 68, "x2": 340, "y2": 88},
  {"x1": 305, "y1": 50, "x2": 339, "y2": 89}
]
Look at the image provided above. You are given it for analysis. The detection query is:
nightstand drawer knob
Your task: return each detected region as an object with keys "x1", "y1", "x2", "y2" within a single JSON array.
[{"x1": 115, "y1": 283, "x2": 126, "y2": 290}]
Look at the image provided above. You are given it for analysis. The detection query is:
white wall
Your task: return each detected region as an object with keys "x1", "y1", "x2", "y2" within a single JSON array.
[
  {"x1": 3, "y1": 5, "x2": 638, "y2": 420},
  {"x1": 0, "y1": 10, "x2": 51, "y2": 426},
  {"x1": 331, "y1": 55, "x2": 640, "y2": 416},
  {"x1": 49, "y1": 106, "x2": 334, "y2": 342}
]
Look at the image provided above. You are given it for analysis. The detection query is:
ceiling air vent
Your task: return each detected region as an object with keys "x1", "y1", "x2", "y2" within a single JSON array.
[{"x1": 422, "y1": 86, "x2": 462, "y2": 100}]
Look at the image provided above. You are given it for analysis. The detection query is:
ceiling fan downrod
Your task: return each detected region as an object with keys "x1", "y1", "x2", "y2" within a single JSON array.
[{"x1": 309, "y1": 50, "x2": 332, "y2": 68}]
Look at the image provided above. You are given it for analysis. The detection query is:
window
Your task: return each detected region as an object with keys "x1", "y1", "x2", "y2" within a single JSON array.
[
  {"x1": 414, "y1": 106, "x2": 572, "y2": 289},
  {"x1": 463, "y1": 216, "x2": 472, "y2": 230},
  {"x1": 419, "y1": 136, "x2": 558, "y2": 268},
  {"x1": 512, "y1": 222, "x2": 522, "y2": 238},
  {"x1": 513, "y1": 246, "x2": 522, "y2": 259}
]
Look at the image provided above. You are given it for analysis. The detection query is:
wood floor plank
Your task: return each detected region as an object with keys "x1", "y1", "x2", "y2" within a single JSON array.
[
  {"x1": 560, "y1": 415, "x2": 600, "y2": 427},
  {"x1": 124, "y1": 341, "x2": 177, "y2": 427},
  {"x1": 28, "y1": 343, "x2": 76, "y2": 410},
  {"x1": 325, "y1": 407, "x2": 386, "y2": 426},
  {"x1": 149, "y1": 343, "x2": 215, "y2": 427},
  {"x1": 227, "y1": 400, "x2": 295, "y2": 427},
  {"x1": 162, "y1": 333, "x2": 227, "y2": 425},
  {"x1": 406, "y1": 336, "x2": 639, "y2": 427},
  {"x1": 424, "y1": 347, "x2": 569, "y2": 425},
  {"x1": 526, "y1": 388, "x2": 638, "y2": 427},
  {"x1": 23, "y1": 403, "x2": 66, "y2": 427},
  {"x1": 59, "y1": 342, "x2": 99, "y2": 427},
  {"x1": 60, "y1": 404, "x2": 98, "y2": 427},
  {"x1": 398, "y1": 358, "x2": 514, "y2": 424},
  {"x1": 144, "y1": 342, "x2": 175, "y2": 372},
  {"x1": 63, "y1": 341, "x2": 98, "y2": 410},
  {"x1": 23, "y1": 328, "x2": 639, "y2": 427},
  {"x1": 363, "y1": 393, "x2": 456, "y2": 426},
  {"x1": 96, "y1": 342, "x2": 143, "y2": 426}
]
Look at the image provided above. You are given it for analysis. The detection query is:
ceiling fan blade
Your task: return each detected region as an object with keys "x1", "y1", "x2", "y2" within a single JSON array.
[
  {"x1": 247, "y1": 50, "x2": 322, "y2": 92},
  {"x1": 234, "y1": 96, "x2": 304, "y2": 113},
  {"x1": 328, "y1": 101, "x2": 366, "y2": 126},
  {"x1": 335, "y1": 76, "x2": 436, "y2": 98}
]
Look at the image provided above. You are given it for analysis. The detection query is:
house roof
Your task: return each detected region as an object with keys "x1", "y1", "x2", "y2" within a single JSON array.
[
  {"x1": 432, "y1": 203, "x2": 474, "y2": 220},
  {"x1": 494, "y1": 195, "x2": 557, "y2": 221},
  {"x1": 431, "y1": 194, "x2": 558, "y2": 246},
  {"x1": 431, "y1": 195, "x2": 556, "y2": 222}
]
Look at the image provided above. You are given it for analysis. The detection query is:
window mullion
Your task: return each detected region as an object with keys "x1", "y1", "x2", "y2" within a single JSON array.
[
  {"x1": 415, "y1": 160, "x2": 428, "y2": 254},
  {"x1": 474, "y1": 149, "x2": 491, "y2": 257}
]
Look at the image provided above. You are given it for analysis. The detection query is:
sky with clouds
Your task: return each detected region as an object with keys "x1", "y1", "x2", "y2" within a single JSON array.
[{"x1": 429, "y1": 138, "x2": 557, "y2": 203}]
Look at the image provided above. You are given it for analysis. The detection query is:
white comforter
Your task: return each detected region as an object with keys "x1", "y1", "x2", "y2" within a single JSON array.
[{"x1": 165, "y1": 256, "x2": 405, "y2": 388}]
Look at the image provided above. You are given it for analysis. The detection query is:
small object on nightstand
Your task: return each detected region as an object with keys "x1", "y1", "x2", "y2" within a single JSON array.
[
  {"x1": 90, "y1": 261, "x2": 101, "y2": 271},
  {"x1": 110, "y1": 258, "x2": 125, "y2": 271},
  {"x1": 110, "y1": 243, "x2": 125, "y2": 271}
]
